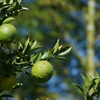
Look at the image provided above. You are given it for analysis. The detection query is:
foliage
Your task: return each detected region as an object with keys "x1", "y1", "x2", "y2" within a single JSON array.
[
  {"x1": 0, "y1": 0, "x2": 72, "y2": 100},
  {"x1": 72, "y1": 71, "x2": 100, "y2": 100},
  {"x1": 15, "y1": 0, "x2": 100, "y2": 99}
]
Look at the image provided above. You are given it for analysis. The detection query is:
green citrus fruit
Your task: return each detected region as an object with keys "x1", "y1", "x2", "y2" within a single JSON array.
[
  {"x1": 0, "y1": 24, "x2": 17, "y2": 44},
  {"x1": 31, "y1": 60, "x2": 53, "y2": 83},
  {"x1": 0, "y1": 75, "x2": 17, "y2": 90}
]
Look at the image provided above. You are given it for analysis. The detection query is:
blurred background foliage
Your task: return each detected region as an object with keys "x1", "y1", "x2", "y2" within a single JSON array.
[{"x1": 10, "y1": 0, "x2": 100, "y2": 100}]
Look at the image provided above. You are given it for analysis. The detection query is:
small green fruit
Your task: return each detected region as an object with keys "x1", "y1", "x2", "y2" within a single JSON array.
[
  {"x1": 31, "y1": 60, "x2": 53, "y2": 83},
  {"x1": 0, "y1": 24, "x2": 17, "y2": 44}
]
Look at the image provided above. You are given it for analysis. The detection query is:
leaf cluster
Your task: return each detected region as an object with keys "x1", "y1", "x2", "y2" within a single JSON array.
[
  {"x1": 72, "y1": 71, "x2": 100, "y2": 100},
  {"x1": 0, "y1": 34, "x2": 71, "y2": 99},
  {"x1": 0, "y1": 0, "x2": 28, "y2": 24},
  {"x1": 0, "y1": 33, "x2": 71, "y2": 76},
  {"x1": 0, "y1": 0, "x2": 72, "y2": 99}
]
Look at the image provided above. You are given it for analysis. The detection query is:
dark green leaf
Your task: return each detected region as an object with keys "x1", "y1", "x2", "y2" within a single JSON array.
[
  {"x1": 94, "y1": 71, "x2": 100, "y2": 89},
  {"x1": 5, "y1": 0, "x2": 10, "y2": 3},
  {"x1": 7, "y1": 0, "x2": 19, "y2": 11},
  {"x1": 0, "y1": 5, "x2": 10, "y2": 13},
  {"x1": 54, "y1": 57, "x2": 70, "y2": 62},
  {"x1": 0, "y1": 3, "x2": 3, "y2": 8},
  {"x1": 0, "y1": 94, "x2": 13, "y2": 97},
  {"x1": 72, "y1": 83, "x2": 84, "y2": 95},
  {"x1": 88, "y1": 79, "x2": 96, "y2": 91},
  {"x1": 86, "y1": 93, "x2": 94, "y2": 100},
  {"x1": 35, "y1": 53, "x2": 42, "y2": 62},
  {"x1": 22, "y1": 36, "x2": 31, "y2": 54},
  {"x1": 23, "y1": 43, "x2": 31, "y2": 54},
  {"x1": 30, "y1": 54, "x2": 38, "y2": 62},
  {"x1": 91, "y1": 90, "x2": 100, "y2": 97},
  {"x1": 31, "y1": 53, "x2": 42, "y2": 63}
]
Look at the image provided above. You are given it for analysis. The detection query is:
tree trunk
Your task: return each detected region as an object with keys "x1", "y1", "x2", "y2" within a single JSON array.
[{"x1": 86, "y1": 0, "x2": 95, "y2": 77}]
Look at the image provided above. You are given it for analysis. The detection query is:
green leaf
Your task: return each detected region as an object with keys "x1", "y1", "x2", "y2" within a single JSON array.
[
  {"x1": 41, "y1": 50, "x2": 50, "y2": 60},
  {"x1": 95, "y1": 71, "x2": 99, "y2": 77},
  {"x1": 88, "y1": 79, "x2": 96, "y2": 91},
  {"x1": 0, "y1": 0, "x2": 6, "y2": 3},
  {"x1": 35, "y1": 53, "x2": 42, "y2": 62},
  {"x1": 54, "y1": 57, "x2": 70, "y2": 62},
  {"x1": 81, "y1": 74, "x2": 96, "y2": 91},
  {"x1": 31, "y1": 53, "x2": 42, "y2": 63},
  {"x1": 58, "y1": 45, "x2": 63, "y2": 51},
  {"x1": 81, "y1": 74, "x2": 92, "y2": 90},
  {"x1": 0, "y1": 5, "x2": 10, "y2": 14},
  {"x1": 23, "y1": 65, "x2": 31, "y2": 69},
  {"x1": 84, "y1": 74, "x2": 92, "y2": 89},
  {"x1": 52, "y1": 39, "x2": 60, "y2": 54},
  {"x1": 30, "y1": 39, "x2": 42, "y2": 51},
  {"x1": 94, "y1": 71, "x2": 100, "y2": 89},
  {"x1": 21, "y1": 7, "x2": 29, "y2": 11},
  {"x1": 7, "y1": 0, "x2": 19, "y2": 11},
  {"x1": 23, "y1": 43, "x2": 31, "y2": 54},
  {"x1": 2, "y1": 17, "x2": 15, "y2": 24},
  {"x1": 86, "y1": 93, "x2": 94, "y2": 100},
  {"x1": 30, "y1": 39, "x2": 37, "y2": 50},
  {"x1": 80, "y1": 74, "x2": 85, "y2": 82},
  {"x1": 58, "y1": 46, "x2": 72, "y2": 56},
  {"x1": 30, "y1": 46, "x2": 42, "y2": 51},
  {"x1": 30, "y1": 54, "x2": 38, "y2": 62},
  {"x1": 91, "y1": 90, "x2": 100, "y2": 97},
  {"x1": 17, "y1": 0, "x2": 22, "y2": 5},
  {"x1": 72, "y1": 83, "x2": 85, "y2": 95},
  {"x1": 18, "y1": 42, "x2": 23, "y2": 50},
  {"x1": 22, "y1": 36, "x2": 31, "y2": 54},
  {"x1": 5, "y1": 0, "x2": 10, "y2": 3}
]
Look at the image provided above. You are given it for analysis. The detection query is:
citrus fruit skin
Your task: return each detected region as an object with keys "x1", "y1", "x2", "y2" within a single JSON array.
[
  {"x1": 31, "y1": 60, "x2": 53, "y2": 83},
  {"x1": 0, "y1": 75, "x2": 17, "y2": 90},
  {"x1": 0, "y1": 24, "x2": 17, "y2": 44}
]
